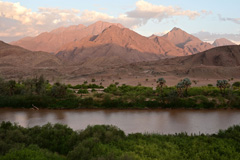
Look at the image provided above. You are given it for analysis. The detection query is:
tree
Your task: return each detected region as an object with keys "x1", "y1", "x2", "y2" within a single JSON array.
[
  {"x1": 182, "y1": 78, "x2": 191, "y2": 95},
  {"x1": 51, "y1": 82, "x2": 68, "y2": 98},
  {"x1": 157, "y1": 78, "x2": 166, "y2": 96},
  {"x1": 176, "y1": 78, "x2": 191, "y2": 97},
  {"x1": 217, "y1": 80, "x2": 229, "y2": 96},
  {"x1": 176, "y1": 81, "x2": 184, "y2": 97},
  {"x1": 7, "y1": 80, "x2": 16, "y2": 96},
  {"x1": 35, "y1": 75, "x2": 47, "y2": 95}
]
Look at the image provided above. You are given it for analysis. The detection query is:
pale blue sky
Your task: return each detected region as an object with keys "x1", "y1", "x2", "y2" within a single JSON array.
[{"x1": 0, "y1": 0, "x2": 240, "y2": 43}]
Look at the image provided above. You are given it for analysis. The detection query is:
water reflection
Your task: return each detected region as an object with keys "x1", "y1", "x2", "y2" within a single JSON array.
[{"x1": 0, "y1": 108, "x2": 240, "y2": 134}]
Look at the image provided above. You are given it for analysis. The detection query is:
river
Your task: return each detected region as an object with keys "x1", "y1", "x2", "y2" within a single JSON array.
[{"x1": 0, "y1": 108, "x2": 240, "y2": 134}]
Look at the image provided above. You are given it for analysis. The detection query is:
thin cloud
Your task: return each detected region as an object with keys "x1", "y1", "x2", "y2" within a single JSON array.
[
  {"x1": 201, "y1": 10, "x2": 212, "y2": 15},
  {"x1": 193, "y1": 31, "x2": 240, "y2": 44},
  {"x1": 218, "y1": 14, "x2": 240, "y2": 24}
]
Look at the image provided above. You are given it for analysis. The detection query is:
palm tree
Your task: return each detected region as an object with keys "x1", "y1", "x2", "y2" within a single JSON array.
[
  {"x1": 176, "y1": 81, "x2": 184, "y2": 97},
  {"x1": 157, "y1": 78, "x2": 166, "y2": 96},
  {"x1": 182, "y1": 78, "x2": 192, "y2": 95},
  {"x1": 217, "y1": 80, "x2": 229, "y2": 96}
]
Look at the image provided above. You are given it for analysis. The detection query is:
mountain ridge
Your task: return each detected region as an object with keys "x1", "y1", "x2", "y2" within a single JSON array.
[
  {"x1": 163, "y1": 27, "x2": 213, "y2": 55},
  {"x1": 11, "y1": 21, "x2": 124, "y2": 53},
  {"x1": 212, "y1": 38, "x2": 236, "y2": 47}
]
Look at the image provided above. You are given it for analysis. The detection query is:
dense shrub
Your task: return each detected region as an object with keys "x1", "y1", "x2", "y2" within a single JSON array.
[
  {"x1": 233, "y1": 81, "x2": 240, "y2": 87},
  {"x1": 1, "y1": 122, "x2": 240, "y2": 160},
  {"x1": 77, "y1": 89, "x2": 89, "y2": 94},
  {"x1": 0, "y1": 145, "x2": 66, "y2": 160}
]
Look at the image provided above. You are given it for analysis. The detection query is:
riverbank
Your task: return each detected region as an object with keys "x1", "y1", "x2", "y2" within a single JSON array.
[
  {"x1": 0, "y1": 122, "x2": 240, "y2": 160},
  {"x1": 0, "y1": 77, "x2": 240, "y2": 109}
]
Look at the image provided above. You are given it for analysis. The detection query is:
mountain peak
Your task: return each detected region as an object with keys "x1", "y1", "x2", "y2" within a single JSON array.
[
  {"x1": 163, "y1": 27, "x2": 213, "y2": 54},
  {"x1": 171, "y1": 27, "x2": 181, "y2": 31},
  {"x1": 213, "y1": 38, "x2": 236, "y2": 47}
]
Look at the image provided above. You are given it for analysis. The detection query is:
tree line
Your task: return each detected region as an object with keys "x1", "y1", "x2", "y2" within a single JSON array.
[{"x1": 0, "y1": 76, "x2": 240, "y2": 109}]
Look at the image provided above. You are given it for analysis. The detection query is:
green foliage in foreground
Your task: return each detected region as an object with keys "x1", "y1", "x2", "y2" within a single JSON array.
[{"x1": 0, "y1": 122, "x2": 240, "y2": 160}]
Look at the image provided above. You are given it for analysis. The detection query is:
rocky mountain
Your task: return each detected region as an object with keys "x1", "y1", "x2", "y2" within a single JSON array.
[
  {"x1": 163, "y1": 27, "x2": 213, "y2": 55},
  {"x1": 212, "y1": 38, "x2": 236, "y2": 47},
  {"x1": 149, "y1": 35, "x2": 187, "y2": 56},
  {"x1": 56, "y1": 25, "x2": 187, "y2": 67},
  {"x1": 11, "y1": 21, "x2": 124, "y2": 53},
  {"x1": 0, "y1": 41, "x2": 63, "y2": 79},
  {"x1": 0, "y1": 41, "x2": 61, "y2": 67},
  {"x1": 127, "y1": 45, "x2": 240, "y2": 79},
  {"x1": 170, "y1": 45, "x2": 240, "y2": 67}
]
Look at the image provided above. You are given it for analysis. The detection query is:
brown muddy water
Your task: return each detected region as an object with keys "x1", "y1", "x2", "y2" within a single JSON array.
[{"x1": 0, "y1": 108, "x2": 240, "y2": 134}]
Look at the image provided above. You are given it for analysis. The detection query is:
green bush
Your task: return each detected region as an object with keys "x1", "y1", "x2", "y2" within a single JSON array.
[
  {"x1": 77, "y1": 89, "x2": 89, "y2": 94},
  {"x1": 232, "y1": 81, "x2": 240, "y2": 87},
  {"x1": 1, "y1": 122, "x2": 240, "y2": 160},
  {"x1": 0, "y1": 145, "x2": 66, "y2": 160}
]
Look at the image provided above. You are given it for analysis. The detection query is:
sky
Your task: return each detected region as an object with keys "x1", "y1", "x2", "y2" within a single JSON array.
[{"x1": 0, "y1": 0, "x2": 240, "y2": 43}]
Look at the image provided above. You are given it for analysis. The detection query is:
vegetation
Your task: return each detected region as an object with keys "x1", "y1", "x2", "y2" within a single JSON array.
[
  {"x1": 156, "y1": 77, "x2": 166, "y2": 96},
  {"x1": 233, "y1": 81, "x2": 240, "y2": 88},
  {"x1": 0, "y1": 122, "x2": 240, "y2": 160},
  {"x1": 216, "y1": 80, "x2": 230, "y2": 95},
  {"x1": 0, "y1": 76, "x2": 240, "y2": 109}
]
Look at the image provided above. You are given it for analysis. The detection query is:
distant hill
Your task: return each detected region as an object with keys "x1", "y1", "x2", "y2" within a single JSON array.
[
  {"x1": 163, "y1": 27, "x2": 213, "y2": 55},
  {"x1": 127, "y1": 45, "x2": 240, "y2": 79},
  {"x1": 212, "y1": 38, "x2": 236, "y2": 47},
  {"x1": 0, "y1": 41, "x2": 61, "y2": 67},
  {"x1": 11, "y1": 21, "x2": 124, "y2": 53},
  {"x1": 173, "y1": 45, "x2": 240, "y2": 67},
  {"x1": 0, "y1": 41, "x2": 62, "y2": 79},
  {"x1": 56, "y1": 25, "x2": 187, "y2": 66}
]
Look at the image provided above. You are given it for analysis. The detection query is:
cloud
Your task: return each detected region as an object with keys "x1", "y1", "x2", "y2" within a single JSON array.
[
  {"x1": 218, "y1": 14, "x2": 240, "y2": 24},
  {"x1": 193, "y1": 31, "x2": 240, "y2": 44},
  {"x1": 201, "y1": 10, "x2": 212, "y2": 15},
  {"x1": 0, "y1": 0, "x2": 201, "y2": 42},
  {"x1": 126, "y1": 0, "x2": 200, "y2": 26}
]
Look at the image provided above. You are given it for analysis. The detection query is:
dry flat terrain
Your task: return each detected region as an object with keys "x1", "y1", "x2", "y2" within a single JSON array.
[{"x1": 0, "y1": 21, "x2": 239, "y2": 86}]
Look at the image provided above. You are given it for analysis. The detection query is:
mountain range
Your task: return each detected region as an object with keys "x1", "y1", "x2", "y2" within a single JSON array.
[
  {"x1": 11, "y1": 21, "x2": 214, "y2": 57},
  {"x1": 1, "y1": 21, "x2": 239, "y2": 84},
  {"x1": 11, "y1": 21, "x2": 124, "y2": 53}
]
